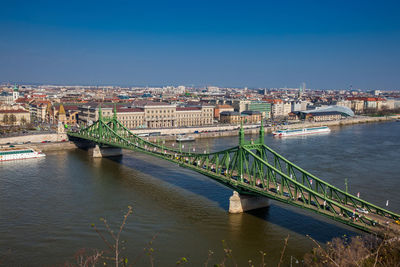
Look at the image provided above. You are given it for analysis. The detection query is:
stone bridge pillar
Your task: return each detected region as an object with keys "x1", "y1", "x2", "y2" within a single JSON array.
[
  {"x1": 91, "y1": 145, "x2": 122, "y2": 158},
  {"x1": 229, "y1": 191, "x2": 269, "y2": 213}
]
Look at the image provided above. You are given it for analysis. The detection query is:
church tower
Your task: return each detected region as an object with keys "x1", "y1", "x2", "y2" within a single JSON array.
[
  {"x1": 58, "y1": 104, "x2": 67, "y2": 124},
  {"x1": 12, "y1": 84, "x2": 19, "y2": 102}
]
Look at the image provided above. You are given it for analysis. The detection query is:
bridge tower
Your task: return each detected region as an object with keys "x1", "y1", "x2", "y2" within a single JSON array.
[
  {"x1": 113, "y1": 103, "x2": 117, "y2": 132},
  {"x1": 229, "y1": 121, "x2": 269, "y2": 213},
  {"x1": 238, "y1": 122, "x2": 245, "y2": 180},
  {"x1": 259, "y1": 119, "x2": 264, "y2": 144},
  {"x1": 90, "y1": 104, "x2": 122, "y2": 158}
]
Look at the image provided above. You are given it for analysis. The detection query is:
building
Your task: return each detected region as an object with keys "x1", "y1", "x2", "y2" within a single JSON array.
[
  {"x1": 176, "y1": 106, "x2": 214, "y2": 127},
  {"x1": 63, "y1": 105, "x2": 80, "y2": 125},
  {"x1": 246, "y1": 101, "x2": 271, "y2": 119},
  {"x1": 347, "y1": 97, "x2": 387, "y2": 112},
  {"x1": 214, "y1": 104, "x2": 234, "y2": 120},
  {"x1": 30, "y1": 102, "x2": 48, "y2": 122},
  {"x1": 232, "y1": 100, "x2": 251, "y2": 113},
  {"x1": 241, "y1": 110, "x2": 262, "y2": 123},
  {"x1": 270, "y1": 100, "x2": 291, "y2": 118},
  {"x1": 12, "y1": 84, "x2": 20, "y2": 103},
  {"x1": 116, "y1": 107, "x2": 145, "y2": 128},
  {"x1": 305, "y1": 111, "x2": 342, "y2": 122},
  {"x1": 77, "y1": 102, "x2": 214, "y2": 129},
  {"x1": 295, "y1": 105, "x2": 354, "y2": 121},
  {"x1": 336, "y1": 100, "x2": 352, "y2": 109},
  {"x1": 0, "y1": 92, "x2": 14, "y2": 105},
  {"x1": 220, "y1": 111, "x2": 241, "y2": 124},
  {"x1": 351, "y1": 100, "x2": 364, "y2": 114},
  {"x1": 0, "y1": 108, "x2": 30, "y2": 126},
  {"x1": 219, "y1": 111, "x2": 261, "y2": 124},
  {"x1": 142, "y1": 102, "x2": 177, "y2": 128},
  {"x1": 57, "y1": 104, "x2": 67, "y2": 124},
  {"x1": 291, "y1": 101, "x2": 302, "y2": 112}
]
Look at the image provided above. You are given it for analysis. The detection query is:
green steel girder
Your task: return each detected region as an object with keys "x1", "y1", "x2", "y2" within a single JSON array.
[{"x1": 68, "y1": 116, "x2": 400, "y2": 234}]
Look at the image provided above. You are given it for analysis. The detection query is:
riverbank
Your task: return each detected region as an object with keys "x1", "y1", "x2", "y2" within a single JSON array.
[
  {"x1": 148, "y1": 115, "x2": 399, "y2": 142},
  {"x1": 0, "y1": 115, "x2": 398, "y2": 148}
]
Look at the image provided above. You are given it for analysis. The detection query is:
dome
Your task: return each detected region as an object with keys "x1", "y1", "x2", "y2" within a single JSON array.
[{"x1": 302, "y1": 105, "x2": 354, "y2": 117}]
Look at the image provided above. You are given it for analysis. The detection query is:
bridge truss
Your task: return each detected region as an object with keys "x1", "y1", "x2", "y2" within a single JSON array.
[{"x1": 68, "y1": 106, "x2": 400, "y2": 234}]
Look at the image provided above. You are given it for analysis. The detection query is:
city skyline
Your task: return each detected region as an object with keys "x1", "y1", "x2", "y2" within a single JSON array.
[{"x1": 1, "y1": 0, "x2": 400, "y2": 89}]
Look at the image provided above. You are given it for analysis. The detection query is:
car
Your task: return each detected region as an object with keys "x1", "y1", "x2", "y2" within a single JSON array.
[
  {"x1": 269, "y1": 188, "x2": 278, "y2": 193},
  {"x1": 61, "y1": 139, "x2": 66, "y2": 142},
  {"x1": 321, "y1": 205, "x2": 331, "y2": 211},
  {"x1": 9, "y1": 145, "x2": 15, "y2": 147},
  {"x1": 297, "y1": 197, "x2": 305, "y2": 203},
  {"x1": 394, "y1": 220, "x2": 400, "y2": 225},
  {"x1": 356, "y1": 208, "x2": 369, "y2": 214},
  {"x1": 283, "y1": 192, "x2": 290, "y2": 197},
  {"x1": 310, "y1": 201, "x2": 318, "y2": 207},
  {"x1": 345, "y1": 211, "x2": 357, "y2": 219},
  {"x1": 232, "y1": 175, "x2": 240, "y2": 181}
]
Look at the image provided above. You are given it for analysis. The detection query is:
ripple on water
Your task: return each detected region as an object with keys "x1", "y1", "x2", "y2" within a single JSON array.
[{"x1": 0, "y1": 121, "x2": 399, "y2": 266}]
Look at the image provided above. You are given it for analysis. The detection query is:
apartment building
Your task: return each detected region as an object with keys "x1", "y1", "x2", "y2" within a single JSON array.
[
  {"x1": 0, "y1": 107, "x2": 30, "y2": 126},
  {"x1": 214, "y1": 104, "x2": 234, "y2": 119},
  {"x1": 271, "y1": 101, "x2": 291, "y2": 118}
]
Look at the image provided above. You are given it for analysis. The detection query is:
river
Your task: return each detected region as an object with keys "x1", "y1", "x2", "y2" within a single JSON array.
[{"x1": 0, "y1": 121, "x2": 399, "y2": 266}]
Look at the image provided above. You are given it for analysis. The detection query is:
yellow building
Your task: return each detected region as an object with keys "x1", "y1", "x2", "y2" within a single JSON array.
[{"x1": 0, "y1": 108, "x2": 30, "y2": 125}]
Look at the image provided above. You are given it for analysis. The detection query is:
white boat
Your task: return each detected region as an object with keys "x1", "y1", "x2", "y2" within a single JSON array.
[
  {"x1": 0, "y1": 147, "x2": 46, "y2": 162},
  {"x1": 176, "y1": 135, "x2": 195, "y2": 142},
  {"x1": 273, "y1": 126, "x2": 331, "y2": 137}
]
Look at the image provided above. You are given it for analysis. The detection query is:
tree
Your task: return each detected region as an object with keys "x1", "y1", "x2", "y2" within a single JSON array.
[
  {"x1": 2, "y1": 114, "x2": 9, "y2": 125},
  {"x1": 20, "y1": 116, "x2": 27, "y2": 125},
  {"x1": 9, "y1": 114, "x2": 17, "y2": 125}
]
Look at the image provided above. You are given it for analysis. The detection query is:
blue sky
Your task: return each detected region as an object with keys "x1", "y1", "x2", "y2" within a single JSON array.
[{"x1": 1, "y1": 0, "x2": 400, "y2": 89}]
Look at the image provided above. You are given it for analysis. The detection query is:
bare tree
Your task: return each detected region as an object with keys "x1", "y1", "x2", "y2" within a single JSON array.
[
  {"x1": 9, "y1": 114, "x2": 17, "y2": 125},
  {"x1": 2, "y1": 114, "x2": 9, "y2": 125}
]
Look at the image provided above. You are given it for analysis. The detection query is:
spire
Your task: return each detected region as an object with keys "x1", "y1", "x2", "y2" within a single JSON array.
[
  {"x1": 239, "y1": 121, "x2": 244, "y2": 146},
  {"x1": 113, "y1": 103, "x2": 118, "y2": 132},
  {"x1": 259, "y1": 118, "x2": 264, "y2": 144},
  {"x1": 13, "y1": 83, "x2": 18, "y2": 92},
  {"x1": 59, "y1": 104, "x2": 66, "y2": 115},
  {"x1": 98, "y1": 104, "x2": 103, "y2": 120},
  {"x1": 46, "y1": 102, "x2": 53, "y2": 115},
  {"x1": 113, "y1": 103, "x2": 117, "y2": 120}
]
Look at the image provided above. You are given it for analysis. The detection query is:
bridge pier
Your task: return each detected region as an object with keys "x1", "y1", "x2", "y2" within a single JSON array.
[
  {"x1": 229, "y1": 191, "x2": 270, "y2": 213},
  {"x1": 91, "y1": 145, "x2": 122, "y2": 158}
]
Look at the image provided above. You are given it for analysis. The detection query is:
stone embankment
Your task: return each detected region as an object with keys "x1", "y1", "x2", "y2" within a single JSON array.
[
  {"x1": 0, "y1": 133, "x2": 68, "y2": 145},
  {"x1": 148, "y1": 115, "x2": 399, "y2": 142},
  {"x1": 278, "y1": 115, "x2": 399, "y2": 131}
]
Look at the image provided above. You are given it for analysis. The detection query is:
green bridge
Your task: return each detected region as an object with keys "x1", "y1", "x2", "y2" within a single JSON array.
[{"x1": 68, "y1": 106, "x2": 400, "y2": 234}]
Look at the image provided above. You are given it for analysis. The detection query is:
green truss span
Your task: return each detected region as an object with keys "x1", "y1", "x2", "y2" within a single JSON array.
[{"x1": 67, "y1": 107, "x2": 400, "y2": 234}]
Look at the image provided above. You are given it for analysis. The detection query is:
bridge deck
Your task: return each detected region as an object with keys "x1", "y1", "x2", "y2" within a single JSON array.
[{"x1": 67, "y1": 113, "x2": 400, "y2": 235}]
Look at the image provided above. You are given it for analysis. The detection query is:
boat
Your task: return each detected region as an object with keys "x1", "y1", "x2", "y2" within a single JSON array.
[
  {"x1": 0, "y1": 147, "x2": 46, "y2": 162},
  {"x1": 272, "y1": 126, "x2": 331, "y2": 137},
  {"x1": 176, "y1": 135, "x2": 195, "y2": 142}
]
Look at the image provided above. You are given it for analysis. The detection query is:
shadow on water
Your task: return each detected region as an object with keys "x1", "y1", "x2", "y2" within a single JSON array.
[
  {"x1": 107, "y1": 152, "x2": 232, "y2": 205},
  {"x1": 88, "y1": 151, "x2": 361, "y2": 243},
  {"x1": 245, "y1": 205, "x2": 358, "y2": 243}
]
